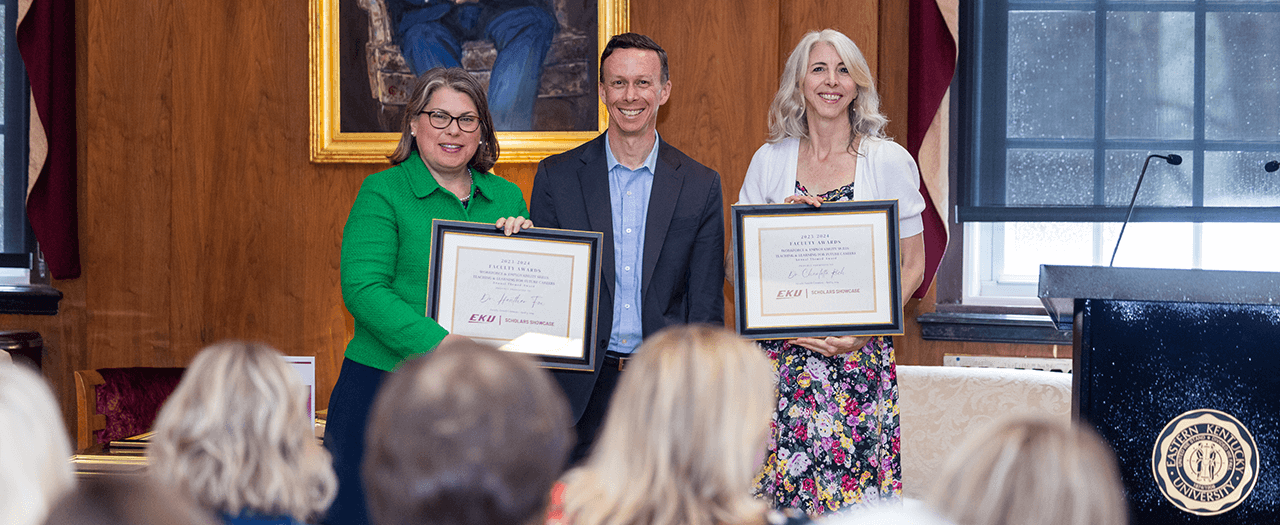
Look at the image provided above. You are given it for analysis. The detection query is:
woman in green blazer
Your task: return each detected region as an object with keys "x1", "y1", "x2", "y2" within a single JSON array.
[{"x1": 323, "y1": 67, "x2": 531, "y2": 525}]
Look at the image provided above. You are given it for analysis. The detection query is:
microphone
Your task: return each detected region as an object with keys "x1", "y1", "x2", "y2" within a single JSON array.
[
  {"x1": 1266, "y1": 160, "x2": 1279, "y2": 173},
  {"x1": 1109, "y1": 154, "x2": 1183, "y2": 267}
]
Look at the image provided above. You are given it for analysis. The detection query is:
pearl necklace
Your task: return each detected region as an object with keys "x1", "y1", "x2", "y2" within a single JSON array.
[{"x1": 458, "y1": 171, "x2": 474, "y2": 204}]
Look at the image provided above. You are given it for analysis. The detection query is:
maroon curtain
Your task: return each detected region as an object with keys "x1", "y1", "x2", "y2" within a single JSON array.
[
  {"x1": 18, "y1": 0, "x2": 80, "y2": 279},
  {"x1": 907, "y1": 0, "x2": 955, "y2": 298}
]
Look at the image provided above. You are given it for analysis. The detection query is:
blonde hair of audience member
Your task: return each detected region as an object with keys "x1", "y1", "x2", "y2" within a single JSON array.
[
  {"x1": 0, "y1": 364, "x2": 75, "y2": 525},
  {"x1": 363, "y1": 339, "x2": 572, "y2": 525},
  {"x1": 768, "y1": 29, "x2": 888, "y2": 146},
  {"x1": 561, "y1": 325, "x2": 776, "y2": 525},
  {"x1": 148, "y1": 341, "x2": 337, "y2": 521},
  {"x1": 43, "y1": 476, "x2": 219, "y2": 525},
  {"x1": 926, "y1": 416, "x2": 1128, "y2": 525}
]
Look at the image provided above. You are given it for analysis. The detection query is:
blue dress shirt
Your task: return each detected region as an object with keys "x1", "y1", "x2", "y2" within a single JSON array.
[{"x1": 603, "y1": 131, "x2": 660, "y2": 354}]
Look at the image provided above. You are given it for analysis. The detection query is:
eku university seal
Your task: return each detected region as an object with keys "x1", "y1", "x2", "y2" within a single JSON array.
[{"x1": 1151, "y1": 409, "x2": 1259, "y2": 516}]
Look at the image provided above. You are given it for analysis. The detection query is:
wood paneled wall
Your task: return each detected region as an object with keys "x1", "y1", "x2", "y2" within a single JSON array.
[{"x1": 6, "y1": 0, "x2": 1054, "y2": 435}]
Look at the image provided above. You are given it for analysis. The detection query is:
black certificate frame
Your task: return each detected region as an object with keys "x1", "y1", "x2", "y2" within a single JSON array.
[
  {"x1": 427, "y1": 220, "x2": 603, "y2": 371},
  {"x1": 732, "y1": 200, "x2": 903, "y2": 340}
]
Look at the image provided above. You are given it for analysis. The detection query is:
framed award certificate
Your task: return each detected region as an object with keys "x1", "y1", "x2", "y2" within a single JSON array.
[
  {"x1": 427, "y1": 220, "x2": 603, "y2": 371},
  {"x1": 732, "y1": 201, "x2": 903, "y2": 340}
]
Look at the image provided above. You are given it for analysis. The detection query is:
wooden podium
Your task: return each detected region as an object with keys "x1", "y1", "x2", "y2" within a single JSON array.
[{"x1": 1039, "y1": 265, "x2": 1279, "y2": 524}]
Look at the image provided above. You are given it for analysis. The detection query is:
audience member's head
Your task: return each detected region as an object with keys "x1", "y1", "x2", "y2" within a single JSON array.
[
  {"x1": 561, "y1": 325, "x2": 775, "y2": 525},
  {"x1": 148, "y1": 341, "x2": 336, "y2": 522},
  {"x1": 0, "y1": 363, "x2": 75, "y2": 525},
  {"x1": 826, "y1": 502, "x2": 955, "y2": 525},
  {"x1": 363, "y1": 339, "x2": 573, "y2": 525},
  {"x1": 43, "y1": 476, "x2": 219, "y2": 525},
  {"x1": 926, "y1": 416, "x2": 1128, "y2": 525}
]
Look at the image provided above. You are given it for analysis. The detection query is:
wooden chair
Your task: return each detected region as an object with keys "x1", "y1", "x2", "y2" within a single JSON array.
[
  {"x1": 73, "y1": 369, "x2": 107, "y2": 452},
  {"x1": 72, "y1": 367, "x2": 186, "y2": 452}
]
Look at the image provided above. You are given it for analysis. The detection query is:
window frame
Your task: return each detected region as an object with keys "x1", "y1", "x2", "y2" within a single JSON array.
[
  {"x1": 1, "y1": 0, "x2": 33, "y2": 269},
  {"x1": 926, "y1": 0, "x2": 1280, "y2": 343},
  {"x1": 0, "y1": 0, "x2": 62, "y2": 315},
  {"x1": 954, "y1": 0, "x2": 1280, "y2": 225}
]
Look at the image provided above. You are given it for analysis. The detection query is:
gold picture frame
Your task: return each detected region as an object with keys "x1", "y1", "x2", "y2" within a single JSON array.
[{"x1": 309, "y1": 0, "x2": 628, "y2": 163}]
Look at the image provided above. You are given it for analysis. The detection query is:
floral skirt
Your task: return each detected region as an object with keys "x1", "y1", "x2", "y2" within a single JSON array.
[{"x1": 752, "y1": 337, "x2": 902, "y2": 517}]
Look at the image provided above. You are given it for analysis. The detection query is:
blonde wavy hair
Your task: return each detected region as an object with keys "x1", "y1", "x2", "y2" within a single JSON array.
[
  {"x1": 926, "y1": 416, "x2": 1128, "y2": 525},
  {"x1": 0, "y1": 364, "x2": 75, "y2": 525},
  {"x1": 561, "y1": 325, "x2": 776, "y2": 525},
  {"x1": 768, "y1": 29, "x2": 888, "y2": 146},
  {"x1": 148, "y1": 341, "x2": 336, "y2": 521}
]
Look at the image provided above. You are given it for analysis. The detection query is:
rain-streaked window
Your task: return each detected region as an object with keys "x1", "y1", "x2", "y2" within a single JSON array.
[{"x1": 957, "y1": 2, "x2": 1280, "y2": 302}]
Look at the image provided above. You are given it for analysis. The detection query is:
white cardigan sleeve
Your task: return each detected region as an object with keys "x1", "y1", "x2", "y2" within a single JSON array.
[
  {"x1": 737, "y1": 140, "x2": 797, "y2": 205},
  {"x1": 864, "y1": 139, "x2": 926, "y2": 238},
  {"x1": 739, "y1": 138, "x2": 925, "y2": 238}
]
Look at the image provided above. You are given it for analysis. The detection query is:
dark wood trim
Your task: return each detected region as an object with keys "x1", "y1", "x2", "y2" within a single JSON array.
[
  {"x1": 918, "y1": 311, "x2": 1071, "y2": 345},
  {"x1": 0, "y1": 284, "x2": 62, "y2": 315}
]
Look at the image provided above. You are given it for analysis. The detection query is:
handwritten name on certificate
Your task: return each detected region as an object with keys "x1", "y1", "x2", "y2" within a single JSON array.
[
  {"x1": 446, "y1": 247, "x2": 581, "y2": 357},
  {"x1": 758, "y1": 225, "x2": 877, "y2": 316}
]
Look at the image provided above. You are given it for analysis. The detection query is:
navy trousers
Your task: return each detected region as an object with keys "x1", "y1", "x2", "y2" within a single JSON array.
[{"x1": 321, "y1": 358, "x2": 388, "y2": 525}]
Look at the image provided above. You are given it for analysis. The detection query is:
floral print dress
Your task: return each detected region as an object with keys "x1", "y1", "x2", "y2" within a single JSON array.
[{"x1": 752, "y1": 180, "x2": 903, "y2": 517}]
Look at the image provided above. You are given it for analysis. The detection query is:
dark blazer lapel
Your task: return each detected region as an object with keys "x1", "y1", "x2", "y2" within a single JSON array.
[
  {"x1": 577, "y1": 136, "x2": 616, "y2": 301},
  {"x1": 642, "y1": 139, "x2": 683, "y2": 297}
]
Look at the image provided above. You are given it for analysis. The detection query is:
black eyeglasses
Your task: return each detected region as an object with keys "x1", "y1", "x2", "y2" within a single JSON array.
[{"x1": 420, "y1": 110, "x2": 481, "y2": 132}]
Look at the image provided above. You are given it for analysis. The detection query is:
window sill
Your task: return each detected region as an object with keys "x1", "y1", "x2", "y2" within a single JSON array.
[
  {"x1": 917, "y1": 310, "x2": 1070, "y2": 345},
  {"x1": 0, "y1": 283, "x2": 63, "y2": 315}
]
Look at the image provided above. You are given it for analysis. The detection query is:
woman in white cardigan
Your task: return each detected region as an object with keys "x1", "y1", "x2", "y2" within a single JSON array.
[{"x1": 740, "y1": 29, "x2": 926, "y2": 517}]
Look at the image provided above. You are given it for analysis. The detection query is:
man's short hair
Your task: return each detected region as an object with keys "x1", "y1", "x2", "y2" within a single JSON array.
[
  {"x1": 599, "y1": 32, "x2": 669, "y2": 84},
  {"x1": 363, "y1": 340, "x2": 573, "y2": 525}
]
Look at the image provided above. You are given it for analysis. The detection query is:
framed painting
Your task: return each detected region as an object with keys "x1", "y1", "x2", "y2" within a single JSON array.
[{"x1": 310, "y1": 0, "x2": 627, "y2": 163}]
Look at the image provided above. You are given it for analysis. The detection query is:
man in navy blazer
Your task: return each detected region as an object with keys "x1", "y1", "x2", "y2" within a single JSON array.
[{"x1": 530, "y1": 32, "x2": 724, "y2": 462}]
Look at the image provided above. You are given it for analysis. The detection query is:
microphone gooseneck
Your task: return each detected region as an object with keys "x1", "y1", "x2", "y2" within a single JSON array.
[{"x1": 1110, "y1": 154, "x2": 1181, "y2": 267}]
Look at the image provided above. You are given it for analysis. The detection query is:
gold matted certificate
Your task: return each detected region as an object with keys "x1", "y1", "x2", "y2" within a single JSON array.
[
  {"x1": 732, "y1": 201, "x2": 903, "y2": 340},
  {"x1": 427, "y1": 220, "x2": 603, "y2": 371}
]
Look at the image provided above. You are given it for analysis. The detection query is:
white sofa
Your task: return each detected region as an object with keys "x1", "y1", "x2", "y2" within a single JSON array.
[{"x1": 896, "y1": 365, "x2": 1072, "y2": 500}]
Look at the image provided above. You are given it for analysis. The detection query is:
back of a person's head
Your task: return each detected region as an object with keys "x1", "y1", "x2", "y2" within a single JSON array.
[
  {"x1": 564, "y1": 325, "x2": 776, "y2": 525},
  {"x1": 363, "y1": 339, "x2": 573, "y2": 525},
  {"x1": 148, "y1": 340, "x2": 336, "y2": 521},
  {"x1": 826, "y1": 503, "x2": 955, "y2": 525},
  {"x1": 926, "y1": 416, "x2": 1128, "y2": 525},
  {"x1": 0, "y1": 363, "x2": 75, "y2": 525},
  {"x1": 43, "y1": 476, "x2": 219, "y2": 525}
]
